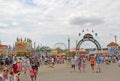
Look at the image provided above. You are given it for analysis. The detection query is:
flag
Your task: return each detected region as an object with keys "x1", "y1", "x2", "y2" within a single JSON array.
[
  {"x1": 108, "y1": 48, "x2": 114, "y2": 56},
  {"x1": 92, "y1": 30, "x2": 94, "y2": 33},
  {"x1": 21, "y1": 38, "x2": 22, "y2": 42},
  {"x1": 24, "y1": 38, "x2": 26, "y2": 42},
  {"x1": 95, "y1": 33, "x2": 98, "y2": 36},
  {"x1": 89, "y1": 49, "x2": 94, "y2": 54},
  {"x1": 79, "y1": 33, "x2": 81, "y2": 36},
  {"x1": 87, "y1": 29, "x2": 88, "y2": 31},
  {"x1": 17, "y1": 37, "x2": 19, "y2": 42},
  {"x1": 82, "y1": 29, "x2": 84, "y2": 32}
]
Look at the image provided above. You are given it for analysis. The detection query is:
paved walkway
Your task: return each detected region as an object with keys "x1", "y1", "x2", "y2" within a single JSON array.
[{"x1": 20, "y1": 62, "x2": 120, "y2": 81}]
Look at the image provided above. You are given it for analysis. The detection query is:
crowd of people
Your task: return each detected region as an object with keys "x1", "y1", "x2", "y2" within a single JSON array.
[
  {"x1": 0, "y1": 56, "x2": 39, "y2": 81},
  {"x1": 0, "y1": 54, "x2": 120, "y2": 81},
  {"x1": 0, "y1": 55, "x2": 66, "y2": 81},
  {"x1": 70, "y1": 54, "x2": 120, "y2": 73}
]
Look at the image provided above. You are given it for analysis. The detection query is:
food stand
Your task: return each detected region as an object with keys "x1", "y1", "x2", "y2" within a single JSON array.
[{"x1": 14, "y1": 38, "x2": 33, "y2": 56}]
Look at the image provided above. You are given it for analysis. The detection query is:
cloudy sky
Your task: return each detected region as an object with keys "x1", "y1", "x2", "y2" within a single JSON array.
[{"x1": 0, "y1": 0, "x2": 120, "y2": 49}]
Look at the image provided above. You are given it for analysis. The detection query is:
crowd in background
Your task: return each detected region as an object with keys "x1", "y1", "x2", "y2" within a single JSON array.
[
  {"x1": 0, "y1": 55, "x2": 66, "y2": 81},
  {"x1": 70, "y1": 54, "x2": 120, "y2": 73},
  {"x1": 0, "y1": 54, "x2": 120, "y2": 81}
]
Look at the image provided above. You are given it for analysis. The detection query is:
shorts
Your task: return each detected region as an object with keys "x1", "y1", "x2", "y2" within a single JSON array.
[
  {"x1": 78, "y1": 65, "x2": 81, "y2": 68},
  {"x1": 81, "y1": 65, "x2": 85, "y2": 69},
  {"x1": 52, "y1": 62, "x2": 54, "y2": 65},
  {"x1": 14, "y1": 73, "x2": 18, "y2": 81},
  {"x1": 30, "y1": 75, "x2": 34, "y2": 78},
  {"x1": 91, "y1": 64, "x2": 94, "y2": 67},
  {"x1": 96, "y1": 64, "x2": 100, "y2": 69},
  {"x1": 71, "y1": 64, "x2": 75, "y2": 68}
]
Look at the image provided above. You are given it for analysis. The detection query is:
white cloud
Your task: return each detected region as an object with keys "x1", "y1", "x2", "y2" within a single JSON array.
[{"x1": 0, "y1": 0, "x2": 120, "y2": 49}]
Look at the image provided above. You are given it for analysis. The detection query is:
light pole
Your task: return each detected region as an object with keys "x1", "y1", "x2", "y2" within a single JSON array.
[
  {"x1": 68, "y1": 37, "x2": 70, "y2": 61},
  {"x1": 114, "y1": 35, "x2": 117, "y2": 44},
  {"x1": 110, "y1": 34, "x2": 117, "y2": 43}
]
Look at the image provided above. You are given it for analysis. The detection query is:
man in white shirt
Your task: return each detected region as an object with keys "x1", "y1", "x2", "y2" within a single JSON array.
[{"x1": 71, "y1": 56, "x2": 76, "y2": 72}]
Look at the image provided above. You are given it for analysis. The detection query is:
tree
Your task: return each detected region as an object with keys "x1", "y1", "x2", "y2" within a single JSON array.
[
  {"x1": 40, "y1": 46, "x2": 51, "y2": 56},
  {"x1": 56, "y1": 47, "x2": 63, "y2": 54}
]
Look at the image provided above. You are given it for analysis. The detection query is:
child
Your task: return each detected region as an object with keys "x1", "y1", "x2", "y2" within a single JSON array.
[
  {"x1": 77, "y1": 59, "x2": 81, "y2": 72},
  {"x1": 29, "y1": 65, "x2": 37, "y2": 81},
  {"x1": 81, "y1": 61, "x2": 86, "y2": 72}
]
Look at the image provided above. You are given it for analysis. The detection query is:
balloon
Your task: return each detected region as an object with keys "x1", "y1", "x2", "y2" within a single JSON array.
[{"x1": 95, "y1": 33, "x2": 98, "y2": 36}]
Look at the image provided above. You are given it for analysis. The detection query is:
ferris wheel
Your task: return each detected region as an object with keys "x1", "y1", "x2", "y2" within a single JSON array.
[{"x1": 54, "y1": 42, "x2": 67, "y2": 50}]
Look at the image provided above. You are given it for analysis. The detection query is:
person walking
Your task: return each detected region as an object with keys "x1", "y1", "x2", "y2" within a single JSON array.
[
  {"x1": 95, "y1": 55, "x2": 102, "y2": 73},
  {"x1": 77, "y1": 59, "x2": 81, "y2": 72},
  {"x1": 71, "y1": 56, "x2": 76, "y2": 72},
  {"x1": 34, "y1": 61, "x2": 39, "y2": 81},
  {"x1": 12, "y1": 61, "x2": 19, "y2": 81},
  {"x1": 51, "y1": 57, "x2": 55, "y2": 68},
  {"x1": 29, "y1": 65, "x2": 37, "y2": 81},
  {"x1": 90, "y1": 56, "x2": 95, "y2": 72},
  {"x1": 81, "y1": 60, "x2": 86, "y2": 72}
]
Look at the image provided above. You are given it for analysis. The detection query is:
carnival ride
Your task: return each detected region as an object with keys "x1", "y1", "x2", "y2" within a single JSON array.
[
  {"x1": 53, "y1": 42, "x2": 67, "y2": 57},
  {"x1": 14, "y1": 37, "x2": 33, "y2": 56}
]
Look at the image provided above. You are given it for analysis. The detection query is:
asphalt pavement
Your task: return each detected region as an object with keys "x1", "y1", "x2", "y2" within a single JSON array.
[{"x1": 20, "y1": 62, "x2": 120, "y2": 81}]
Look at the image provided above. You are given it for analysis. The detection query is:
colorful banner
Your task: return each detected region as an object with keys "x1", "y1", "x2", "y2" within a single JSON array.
[
  {"x1": 89, "y1": 49, "x2": 94, "y2": 54},
  {"x1": 108, "y1": 48, "x2": 115, "y2": 56}
]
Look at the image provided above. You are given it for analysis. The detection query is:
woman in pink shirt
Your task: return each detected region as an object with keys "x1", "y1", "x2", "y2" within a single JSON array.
[{"x1": 29, "y1": 65, "x2": 37, "y2": 81}]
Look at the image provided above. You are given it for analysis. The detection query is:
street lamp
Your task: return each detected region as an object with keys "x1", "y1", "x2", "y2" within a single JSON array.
[
  {"x1": 68, "y1": 37, "x2": 70, "y2": 60},
  {"x1": 110, "y1": 34, "x2": 117, "y2": 43},
  {"x1": 114, "y1": 35, "x2": 117, "y2": 44}
]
